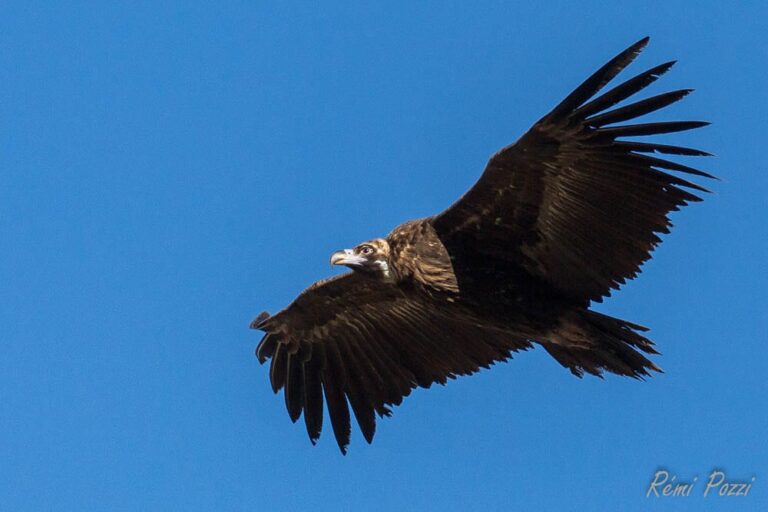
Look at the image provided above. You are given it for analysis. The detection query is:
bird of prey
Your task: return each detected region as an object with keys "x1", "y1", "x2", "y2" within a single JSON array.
[{"x1": 251, "y1": 37, "x2": 714, "y2": 453}]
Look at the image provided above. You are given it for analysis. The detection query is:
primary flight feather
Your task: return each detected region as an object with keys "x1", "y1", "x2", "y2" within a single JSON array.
[{"x1": 251, "y1": 37, "x2": 714, "y2": 453}]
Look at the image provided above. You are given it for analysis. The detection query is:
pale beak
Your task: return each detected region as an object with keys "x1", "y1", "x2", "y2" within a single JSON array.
[{"x1": 330, "y1": 249, "x2": 366, "y2": 268}]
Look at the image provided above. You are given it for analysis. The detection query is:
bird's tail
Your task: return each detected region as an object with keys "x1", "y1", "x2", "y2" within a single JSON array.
[{"x1": 537, "y1": 309, "x2": 662, "y2": 378}]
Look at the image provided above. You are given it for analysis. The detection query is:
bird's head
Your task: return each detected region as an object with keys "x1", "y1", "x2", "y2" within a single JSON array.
[{"x1": 330, "y1": 238, "x2": 392, "y2": 279}]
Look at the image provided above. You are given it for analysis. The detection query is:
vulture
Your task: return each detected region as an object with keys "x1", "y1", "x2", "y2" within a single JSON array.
[{"x1": 251, "y1": 37, "x2": 714, "y2": 453}]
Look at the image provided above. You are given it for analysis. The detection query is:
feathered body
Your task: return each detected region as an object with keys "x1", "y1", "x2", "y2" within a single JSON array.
[{"x1": 251, "y1": 38, "x2": 714, "y2": 453}]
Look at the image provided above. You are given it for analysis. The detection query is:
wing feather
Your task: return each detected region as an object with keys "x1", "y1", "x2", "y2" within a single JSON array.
[
  {"x1": 335, "y1": 330, "x2": 378, "y2": 444},
  {"x1": 613, "y1": 141, "x2": 711, "y2": 156},
  {"x1": 284, "y1": 350, "x2": 305, "y2": 423},
  {"x1": 321, "y1": 340, "x2": 352, "y2": 453},
  {"x1": 302, "y1": 346, "x2": 324, "y2": 444},
  {"x1": 269, "y1": 344, "x2": 287, "y2": 393},
  {"x1": 255, "y1": 332, "x2": 278, "y2": 363},
  {"x1": 575, "y1": 61, "x2": 676, "y2": 118},
  {"x1": 547, "y1": 37, "x2": 649, "y2": 121},
  {"x1": 587, "y1": 89, "x2": 692, "y2": 127},
  {"x1": 594, "y1": 120, "x2": 709, "y2": 138}
]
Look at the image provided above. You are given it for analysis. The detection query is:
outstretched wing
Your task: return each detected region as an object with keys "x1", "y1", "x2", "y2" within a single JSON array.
[
  {"x1": 251, "y1": 272, "x2": 532, "y2": 453},
  {"x1": 432, "y1": 37, "x2": 714, "y2": 305}
]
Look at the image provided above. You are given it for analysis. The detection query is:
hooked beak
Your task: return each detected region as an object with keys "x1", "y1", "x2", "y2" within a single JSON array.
[{"x1": 330, "y1": 249, "x2": 366, "y2": 268}]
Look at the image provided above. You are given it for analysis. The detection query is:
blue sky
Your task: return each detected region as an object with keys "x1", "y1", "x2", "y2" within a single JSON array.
[{"x1": 1, "y1": 1, "x2": 766, "y2": 511}]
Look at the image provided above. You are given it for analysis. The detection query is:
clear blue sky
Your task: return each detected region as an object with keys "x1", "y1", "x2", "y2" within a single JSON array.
[{"x1": 1, "y1": 2, "x2": 766, "y2": 511}]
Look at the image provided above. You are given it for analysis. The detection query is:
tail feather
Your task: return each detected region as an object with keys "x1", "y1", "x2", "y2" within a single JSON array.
[{"x1": 539, "y1": 310, "x2": 662, "y2": 379}]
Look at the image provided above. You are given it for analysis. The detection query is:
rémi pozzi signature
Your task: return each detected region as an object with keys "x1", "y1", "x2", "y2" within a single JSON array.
[{"x1": 647, "y1": 470, "x2": 755, "y2": 497}]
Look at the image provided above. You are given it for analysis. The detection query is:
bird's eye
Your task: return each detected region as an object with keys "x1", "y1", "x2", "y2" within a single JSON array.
[{"x1": 360, "y1": 246, "x2": 373, "y2": 255}]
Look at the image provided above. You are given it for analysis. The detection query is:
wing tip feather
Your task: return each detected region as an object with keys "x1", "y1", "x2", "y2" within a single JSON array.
[
  {"x1": 627, "y1": 36, "x2": 651, "y2": 56},
  {"x1": 250, "y1": 311, "x2": 271, "y2": 330},
  {"x1": 547, "y1": 36, "x2": 651, "y2": 121}
]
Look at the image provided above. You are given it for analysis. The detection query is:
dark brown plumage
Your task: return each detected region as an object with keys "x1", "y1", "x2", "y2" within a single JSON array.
[{"x1": 251, "y1": 37, "x2": 714, "y2": 453}]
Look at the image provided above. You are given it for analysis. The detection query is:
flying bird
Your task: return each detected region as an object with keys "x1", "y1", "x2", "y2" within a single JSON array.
[{"x1": 251, "y1": 37, "x2": 714, "y2": 453}]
